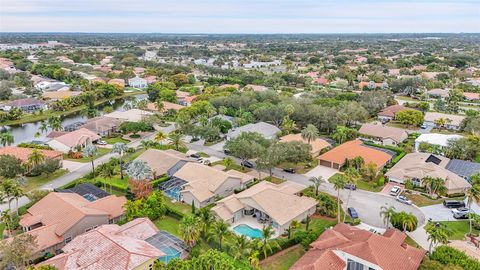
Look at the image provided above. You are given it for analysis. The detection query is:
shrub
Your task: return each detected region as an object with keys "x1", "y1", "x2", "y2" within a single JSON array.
[
  {"x1": 405, "y1": 179, "x2": 414, "y2": 190},
  {"x1": 17, "y1": 142, "x2": 52, "y2": 150},
  {"x1": 430, "y1": 245, "x2": 480, "y2": 270}
]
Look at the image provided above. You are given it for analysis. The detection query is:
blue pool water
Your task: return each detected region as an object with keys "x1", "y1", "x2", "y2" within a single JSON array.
[
  {"x1": 159, "y1": 246, "x2": 181, "y2": 263},
  {"x1": 233, "y1": 224, "x2": 263, "y2": 238},
  {"x1": 164, "y1": 187, "x2": 181, "y2": 200}
]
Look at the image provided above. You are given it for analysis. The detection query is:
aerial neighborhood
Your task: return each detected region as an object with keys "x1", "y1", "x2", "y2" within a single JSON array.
[{"x1": 0, "y1": 33, "x2": 478, "y2": 270}]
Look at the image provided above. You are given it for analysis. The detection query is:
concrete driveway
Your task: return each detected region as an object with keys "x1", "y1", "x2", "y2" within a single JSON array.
[
  {"x1": 380, "y1": 182, "x2": 403, "y2": 195},
  {"x1": 62, "y1": 160, "x2": 84, "y2": 171},
  {"x1": 304, "y1": 165, "x2": 338, "y2": 181},
  {"x1": 421, "y1": 204, "x2": 457, "y2": 222}
]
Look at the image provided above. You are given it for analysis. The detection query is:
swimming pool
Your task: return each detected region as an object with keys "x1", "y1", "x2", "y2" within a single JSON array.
[
  {"x1": 158, "y1": 246, "x2": 181, "y2": 263},
  {"x1": 164, "y1": 187, "x2": 181, "y2": 200},
  {"x1": 233, "y1": 224, "x2": 263, "y2": 238}
]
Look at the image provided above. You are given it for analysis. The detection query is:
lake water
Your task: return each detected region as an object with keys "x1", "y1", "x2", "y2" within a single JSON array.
[{"x1": 6, "y1": 94, "x2": 147, "y2": 145}]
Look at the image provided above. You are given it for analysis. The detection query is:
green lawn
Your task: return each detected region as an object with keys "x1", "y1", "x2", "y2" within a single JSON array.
[
  {"x1": 104, "y1": 136, "x2": 130, "y2": 144},
  {"x1": 0, "y1": 223, "x2": 5, "y2": 238},
  {"x1": 277, "y1": 159, "x2": 319, "y2": 174},
  {"x1": 260, "y1": 245, "x2": 305, "y2": 270},
  {"x1": 356, "y1": 179, "x2": 384, "y2": 192},
  {"x1": 63, "y1": 147, "x2": 111, "y2": 163},
  {"x1": 404, "y1": 235, "x2": 422, "y2": 249},
  {"x1": 95, "y1": 176, "x2": 130, "y2": 190},
  {"x1": 165, "y1": 199, "x2": 192, "y2": 215},
  {"x1": 439, "y1": 221, "x2": 480, "y2": 240},
  {"x1": 154, "y1": 216, "x2": 181, "y2": 236},
  {"x1": 211, "y1": 160, "x2": 251, "y2": 173},
  {"x1": 265, "y1": 176, "x2": 286, "y2": 184},
  {"x1": 404, "y1": 193, "x2": 464, "y2": 207},
  {"x1": 24, "y1": 169, "x2": 68, "y2": 191}
]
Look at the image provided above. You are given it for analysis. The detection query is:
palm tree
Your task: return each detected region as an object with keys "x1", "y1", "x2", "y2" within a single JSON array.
[
  {"x1": 309, "y1": 176, "x2": 325, "y2": 197},
  {"x1": 248, "y1": 251, "x2": 260, "y2": 269},
  {"x1": 422, "y1": 176, "x2": 445, "y2": 196},
  {"x1": 0, "y1": 210, "x2": 14, "y2": 237},
  {"x1": 379, "y1": 205, "x2": 396, "y2": 228},
  {"x1": 111, "y1": 142, "x2": 128, "y2": 179},
  {"x1": 39, "y1": 121, "x2": 49, "y2": 135},
  {"x1": 331, "y1": 175, "x2": 346, "y2": 223},
  {"x1": 155, "y1": 99, "x2": 164, "y2": 112},
  {"x1": 27, "y1": 149, "x2": 45, "y2": 171},
  {"x1": 222, "y1": 157, "x2": 235, "y2": 170},
  {"x1": 47, "y1": 116, "x2": 63, "y2": 131},
  {"x1": 154, "y1": 131, "x2": 167, "y2": 144},
  {"x1": 426, "y1": 222, "x2": 451, "y2": 255},
  {"x1": 301, "y1": 124, "x2": 319, "y2": 145},
  {"x1": 402, "y1": 213, "x2": 418, "y2": 232},
  {"x1": 179, "y1": 215, "x2": 201, "y2": 248},
  {"x1": 466, "y1": 185, "x2": 480, "y2": 236},
  {"x1": 83, "y1": 142, "x2": 98, "y2": 178},
  {"x1": 343, "y1": 168, "x2": 361, "y2": 221},
  {"x1": 168, "y1": 132, "x2": 186, "y2": 151},
  {"x1": 287, "y1": 220, "x2": 300, "y2": 239},
  {"x1": 197, "y1": 207, "x2": 214, "y2": 239},
  {"x1": 208, "y1": 220, "x2": 231, "y2": 250},
  {"x1": 0, "y1": 131, "x2": 14, "y2": 147},
  {"x1": 10, "y1": 183, "x2": 24, "y2": 215},
  {"x1": 0, "y1": 179, "x2": 15, "y2": 211},
  {"x1": 230, "y1": 234, "x2": 252, "y2": 260},
  {"x1": 258, "y1": 225, "x2": 280, "y2": 258},
  {"x1": 332, "y1": 126, "x2": 348, "y2": 144}
]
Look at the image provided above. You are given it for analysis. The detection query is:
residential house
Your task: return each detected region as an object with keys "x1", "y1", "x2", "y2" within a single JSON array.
[
  {"x1": 128, "y1": 77, "x2": 148, "y2": 89},
  {"x1": 226, "y1": 122, "x2": 281, "y2": 140},
  {"x1": 3, "y1": 98, "x2": 47, "y2": 113},
  {"x1": 47, "y1": 128, "x2": 101, "y2": 152},
  {"x1": 20, "y1": 192, "x2": 126, "y2": 256},
  {"x1": 291, "y1": 223, "x2": 425, "y2": 270},
  {"x1": 377, "y1": 104, "x2": 408, "y2": 121},
  {"x1": 136, "y1": 149, "x2": 194, "y2": 178},
  {"x1": 445, "y1": 159, "x2": 480, "y2": 183},
  {"x1": 426, "y1": 88, "x2": 449, "y2": 99},
  {"x1": 38, "y1": 218, "x2": 188, "y2": 269},
  {"x1": 424, "y1": 112, "x2": 465, "y2": 131},
  {"x1": 165, "y1": 163, "x2": 245, "y2": 208},
  {"x1": 279, "y1": 133, "x2": 331, "y2": 157},
  {"x1": 318, "y1": 139, "x2": 392, "y2": 169},
  {"x1": 385, "y1": 153, "x2": 471, "y2": 194},
  {"x1": 243, "y1": 84, "x2": 268, "y2": 92},
  {"x1": 107, "y1": 78, "x2": 125, "y2": 88},
  {"x1": 146, "y1": 101, "x2": 185, "y2": 112},
  {"x1": 358, "y1": 123, "x2": 408, "y2": 146},
  {"x1": 104, "y1": 109, "x2": 153, "y2": 122},
  {"x1": 79, "y1": 116, "x2": 123, "y2": 136},
  {"x1": 212, "y1": 181, "x2": 316, "y2": 235},
  {"x1": 42, "y1": 91, "x2": 80, "y2": 100},
  {"x1": 414, "y1": 133, "x2": 463, "y2": 152},
  {"x1": 0, "y1": 146, "x2": 63, "y2": 165},
  {"x1": 463, "y1": 92, "x2": 480, "y2": 101}
]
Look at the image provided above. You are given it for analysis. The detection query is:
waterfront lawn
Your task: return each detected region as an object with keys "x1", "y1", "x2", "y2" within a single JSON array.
[
  {"x1": 439, "y1": 221, "x2": 479, "y2": 240},
  {"x1": 154, "y1": 216, "x2": 181, "y2": 237},
  {"x1": 24, "y1": 169, "x2": 69, "y2": 191},
  {"x1": 260, "y1": 245, "x2": 305, "y2": 270},
  {"x1": 63, "y1": 147, "x2": 111, "y2": 162}
]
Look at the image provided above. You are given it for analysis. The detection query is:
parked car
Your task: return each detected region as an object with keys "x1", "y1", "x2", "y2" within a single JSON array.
[
  {"x1": 283, "y1": 168, "x2": 296, "y2": 173},
  {"x1": 190, "y1": 153, "x2": 201, "y2": 159},
  {"x1": 453, "y1": 212, "x2": 469, "y2": 220},
  {"x1": 224, "y1": 149, "x2": 231, "y2": 155},
  {"x1": 347, "y1": 207, "x2": 359, "y2": 219},
  {"x1": 389, "y1": 186, "x2": 401, "y2": 196},
  {"x1": 203, "y1": 160, "x2": 211, "y2": 165},
  {"x1": 396, "y1": 195, "x2": 412, "y2": 205},
  {"x1": 344, "y1": 183, "x2": 357, "y2": 190},
  {"x1": 96, "y1": 140, "x2": 107, "y2": 145},
  {"x1": 241, "y1": 160, "x2": 254, "y2": 168},
  {"x1": 420, "y1": 123, "x2": 428, "y2": 129},
  {"x1": 451, "y1": 207, "x2": 470, "y2": 215},
  {"x1": 443, "y1": 200, "x2": 466, "y2": 209}
]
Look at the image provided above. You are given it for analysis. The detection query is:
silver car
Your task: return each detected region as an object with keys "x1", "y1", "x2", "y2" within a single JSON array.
[{"x1": 396, "y1": 195, "x2": 412, "y2": 205}]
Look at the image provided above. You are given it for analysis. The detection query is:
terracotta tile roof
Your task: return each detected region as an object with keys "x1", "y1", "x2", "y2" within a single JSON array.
[
  {"x1": 0, "y1": 146, "x2": 63, "y2": 163},
  {"x1": 378, "y1": 105, "x2": 408, "y2": 118},
  {"x1": 51, "y1": 128, "x2": 101, "y2": 148},
  {"x1": 318, "y1": 140, "x2": 392, "y2": 168},
  {"x1": 38, "y1": 218, "x2": 163, "y2": 270},
  {"x1": 292, "y1": 223, "x2": 425, "y2": 270}
]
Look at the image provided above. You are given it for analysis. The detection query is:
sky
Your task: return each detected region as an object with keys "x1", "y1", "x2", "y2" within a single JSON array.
[{"x1": 0, "y1": 0, "x2": 479, "y2": 33}]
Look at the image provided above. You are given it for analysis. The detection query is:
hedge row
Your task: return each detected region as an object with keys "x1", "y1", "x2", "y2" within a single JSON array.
[{"x1": 430, "y1": 245, "x2": 480, "y2": 270}]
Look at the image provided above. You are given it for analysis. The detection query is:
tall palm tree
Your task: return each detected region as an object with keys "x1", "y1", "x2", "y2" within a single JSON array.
[
  {"x1": 343, "y1": 168, "x2": 361, "y2": 221},
  {"x1": 331, "y1": 175, "x2": 346, "y2": 223},
  {"x1": 248, "y1": 251, "x2": 260, "y2": 269},
  {"x1": 0, "y1": 210, "x2": 13, "y2": 237},
  {"x1": 27, "y1": 149, "x2": 45, "y2": 171},
  {"x1": 111, "y1": 142, "x2": 128, "y2": 179},
  {"x1": 39, "y1": 121, "x2": 49, "y2": 135},
  {"x1": 422, "y1": 176, "x2": 445, "y2": 196},
  {"x1": 0, "y1": 179, "x2": 15, "y2": 211},
  {"x1": 47, "y1": 116, "x2": 63, "y2": 131},
  {"x1": 222, "y1": 157, "x2": 235, "y2": 170},
  {"x1": 155, "y1": 99, "x2": 164, "y2": 113},
  {"x1": 154, "y1": 131, "x2": 167, "y2": 144},
  {"x1": 258, "y1": 225, "x2": 280, "y2": 258},
  {"x1": 168, "y1": 132, "x2": 186, "y2": 151},
  {"x1": 379, "y1": 205, "x2": 396, "y2": 228},
  {"x1": 83, "y1": 142, "x2": 98, "y2": 178},
  {"x1": 179, "y1": 215, "x2": 201, "y2": 248},
  {"x1": 230, "y1": 234, "x2": 252, "y2": 260},
  {"x1": 466, "y1": 185, "x2": 480, "y2": 236},
  {"x1": 10, "y1": 183, "x2": 24, "y2": 215},
  {"x1": 287, "y1": 220, "x2": 300, "y2": 239},
  {"x1": 301, "y1": 124, "x2": 319, "y2": 145},
  {"x1": 402, "y1": 213, "x2": 418, "y2": 232},
  {"x1": 197, "y1": 207, "x2": 214, "y2": 239},
  {"x1": 426, "y1": 222, "x2": 451, "y2": 255},
  {"x1": 309, "y1": 176, "x2": 325, "y2": 197},
  {"x1": 0, "y1": 131, "x2": 14, "y2": 147},
  {"x1": 208, "y1": 220, "x2": 231, "y2": 250}
]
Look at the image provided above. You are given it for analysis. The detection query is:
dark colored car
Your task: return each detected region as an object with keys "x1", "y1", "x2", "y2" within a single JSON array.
[
  {"x1": 224, "y1": 149, "x2": 231, "y2": 155},
  {"x1": 241, "y1": 160, "x2": 254, "y2": 168},
  {"x1": 347, "y1": 207, "x2": 358, "y2": 219},
  {"x1": 443, "y1": 200, "x2": 466, "y2": 209},
  {"x1": 453, "y1": 212, "x2": 469, "y2": 220},
  {"x1": 190, "y1": 153, "x2": 201, "y2": 159},
  {"x1": 283, "y1": 168, "x2": 296, "y2": 174},
  {"x1": 344, "y1": 183, "x2": 357, "y2": 190}
]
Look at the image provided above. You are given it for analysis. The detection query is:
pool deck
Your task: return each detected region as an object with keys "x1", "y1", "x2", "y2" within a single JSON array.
[{"x1": 230, "y1": 215, "x2": 281, "y2": 238}]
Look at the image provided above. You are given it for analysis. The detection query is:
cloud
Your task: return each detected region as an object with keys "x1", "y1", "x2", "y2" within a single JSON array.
[{"x1": 0, "y1": 0, "x2": 479, "y2": 33}]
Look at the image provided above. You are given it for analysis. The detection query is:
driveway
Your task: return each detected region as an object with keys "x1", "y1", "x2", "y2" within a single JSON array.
[
  {"x1": 62, "y1": 160, "x2": 84, "y2": 171},
  {"x1": 303, "y1": 165, "x2": 338, "y2": 180},
  {"x1": 209, "y1": 141, "x2": 226, "y2": 152},
  {"x1": 380, "y1": 182, "x2": 403, "y2": 195},
  {"x1": 421, "y1": 204, "x2": 456, "y2": 222}
]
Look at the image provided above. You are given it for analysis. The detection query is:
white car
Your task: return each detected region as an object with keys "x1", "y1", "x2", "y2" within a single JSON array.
[
  {"x1": 96, "y1": 140, "x2": 107, "y2": 145},
  {"x1": 396, "y1": 195, "x2": 412, "y2": 205},
  {"x1": 389, "y1": 186, "x2": 401, "y2": 196},
  {"x1": 451, "y1": 207, "x2": 470, "y2": 215}
]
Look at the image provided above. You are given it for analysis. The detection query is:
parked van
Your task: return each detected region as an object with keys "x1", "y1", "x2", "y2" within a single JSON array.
[{"x1": 443, "y1": 200, "x2": 465, "y2": 209}]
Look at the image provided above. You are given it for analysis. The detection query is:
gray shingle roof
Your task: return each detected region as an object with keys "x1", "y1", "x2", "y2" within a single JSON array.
[{"x1": 446, "y1": 159, "x2": 480, "y2": 178}]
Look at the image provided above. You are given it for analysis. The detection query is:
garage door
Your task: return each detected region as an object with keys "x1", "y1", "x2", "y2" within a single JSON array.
[{"x1": 319, "y1": 160, "x2": 332, "y2": 167}]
